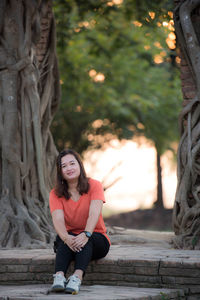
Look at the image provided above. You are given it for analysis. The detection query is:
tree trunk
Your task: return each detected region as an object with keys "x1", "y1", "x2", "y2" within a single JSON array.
[
  {"x1": 154, "y1": 149, "x2": 164, "y2": 210},
  {"x1": 0, "y1": 0, "x2": 60, "y2": 248},
  {"x1": 172, "y1": 0, "x2": 200, "y2": 249}
]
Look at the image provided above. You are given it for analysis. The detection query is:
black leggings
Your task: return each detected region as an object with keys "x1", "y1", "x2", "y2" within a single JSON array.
[{"x1": 54, "y1": 232, "x2": 110, "y2": 275}]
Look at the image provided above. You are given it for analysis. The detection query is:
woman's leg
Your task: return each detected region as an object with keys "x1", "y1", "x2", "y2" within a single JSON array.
[
  {"x1": 52, "y1": 235, "x2": 76, "y2": 292},
  {"x1": 91, "y1": 232, "x2": 110, "y2": 260},
  {"x1": 65, "y1": 233, "x2": 110, "y2": 294},
  {"x1": 73, "y1": 232, "x2": 110, "y2": 275},
  {"x1": 65, "y1": 239, "x2": 93, "y2": 294},
  {"x1": 73, "y1": 238, "x2": 93, "y2": 278},
  {"x1": 55, "y1": 235, "x2": 75, "y2": 275}
]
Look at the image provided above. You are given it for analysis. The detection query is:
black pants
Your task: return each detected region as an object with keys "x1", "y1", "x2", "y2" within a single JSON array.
[{"x1": 54, "y1": 232, "x2": 110, "y2": 275}]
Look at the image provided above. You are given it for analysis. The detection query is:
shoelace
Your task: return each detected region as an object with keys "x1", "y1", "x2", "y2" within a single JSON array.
[{"x1": 71, "y1": 276, "x2": 80, "y2": 283}]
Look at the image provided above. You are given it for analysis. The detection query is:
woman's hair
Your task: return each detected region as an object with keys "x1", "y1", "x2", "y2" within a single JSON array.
[{"x1": 54, "y1": 149, "x2": 90, "y2": 199}]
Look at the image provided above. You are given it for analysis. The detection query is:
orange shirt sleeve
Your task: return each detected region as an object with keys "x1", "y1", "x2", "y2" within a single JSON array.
[
  {"x1": 89, "y1": 179, "x2": 105, "y2": 203},
  {"x1": 49, "y1": 189, "x2": 64, "y2": 214}
]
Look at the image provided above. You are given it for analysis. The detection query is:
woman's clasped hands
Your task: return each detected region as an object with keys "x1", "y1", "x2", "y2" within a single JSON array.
[{"x1": 63, "y1": 232, "x2": 88, "y2": 252}]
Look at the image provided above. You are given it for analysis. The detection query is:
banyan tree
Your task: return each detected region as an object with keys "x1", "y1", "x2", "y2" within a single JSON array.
[
  {"x1": 0, "y1": 0, "x2": 60, "y2": 247},
  {"x1": 173, "y1": 0, "x2": 200, "y2": 249},
  {"x1": 1, "y1": 0, "x2": 200, "y2": 250}
]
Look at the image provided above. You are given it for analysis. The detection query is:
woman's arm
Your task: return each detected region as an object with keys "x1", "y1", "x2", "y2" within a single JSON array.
[
  {"x1": 52, "y1": 209, "x2": 68, "y2": 241},
  {"x1": 85, "y1": 199, "x2": 103, "y2": 233},
  {"x1": 52, "y1": 209, "x2": 77, "y2": 251},
  {"x1": 72, "y1": 200, "x2": 103, "y2": 248}
]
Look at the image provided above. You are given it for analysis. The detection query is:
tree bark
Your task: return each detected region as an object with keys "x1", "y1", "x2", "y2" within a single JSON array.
[
  {"x1": 154, "y1": 150, "x2": 164, "y2": 210},
  {"x1": 0, "y1": 0, "x2": 60, "y2": 248},
  {"x1": 172, "y1": 0, "x2": 200, "y2": 249}
]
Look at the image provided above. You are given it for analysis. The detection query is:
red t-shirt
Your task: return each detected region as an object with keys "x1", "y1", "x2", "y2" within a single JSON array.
[{"x1": 49, "y1": 178, "x2": 110, "y2": 244}]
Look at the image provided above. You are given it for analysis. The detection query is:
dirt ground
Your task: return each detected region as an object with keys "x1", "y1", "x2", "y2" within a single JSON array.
[
  {"x1": 107, "y1": 225, "x2": 174, "y2": 248},
  {"x1": 105, "y1": 208, "x2": 173, "y2": 231},
  {"x1": 105, "y1": 208, "x2": 174, "y2": 248}
]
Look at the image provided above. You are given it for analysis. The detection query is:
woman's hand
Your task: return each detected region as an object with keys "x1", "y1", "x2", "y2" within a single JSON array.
[
  {"x1": 63, "y1": 234, "x2": 82, "y2": 252},
  {"x1": 71, "y1": 232, "x2": 89, "y2": 251}
]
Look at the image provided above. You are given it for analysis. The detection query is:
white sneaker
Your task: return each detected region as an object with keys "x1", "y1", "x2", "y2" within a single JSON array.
[
  {"x1": 51, "y1": 273, "x2": 67, "y2": 292},
  {"x1": 65, "y1": 274, "x2": 81, "y2": 294}
]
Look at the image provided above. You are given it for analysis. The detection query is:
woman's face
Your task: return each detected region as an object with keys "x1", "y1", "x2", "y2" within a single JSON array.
[{"x1": 61, "y1": 154, "x2": 81, "y2": 182}]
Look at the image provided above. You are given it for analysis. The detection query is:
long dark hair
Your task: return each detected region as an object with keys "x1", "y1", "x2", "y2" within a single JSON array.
[{"x1": 54, "y1": 149, "x2": 89, "y2": 199}]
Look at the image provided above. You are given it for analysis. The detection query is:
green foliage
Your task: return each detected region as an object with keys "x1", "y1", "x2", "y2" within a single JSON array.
[
  {"x1": 52, "y1": 0, "x2": 182, "y2": 155},
  {"x1": 192, "y1": 236, "x2": 198, "y2": 248},
  {"x1": 159, "y1": 292, "x2": 170, "y2": 300}
]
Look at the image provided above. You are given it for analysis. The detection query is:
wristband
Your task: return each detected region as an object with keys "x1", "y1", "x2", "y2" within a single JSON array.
[{"x1": 84, "y1": 231, "x2": 92, "y2": 238}]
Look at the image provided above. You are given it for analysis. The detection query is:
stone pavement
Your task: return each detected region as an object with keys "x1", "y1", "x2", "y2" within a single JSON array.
[
  {"x1": 0, "y1": 284, "x2": 185, "y2": 300},
  {"x1": 0, "y1": 229, "x2": 200, "y2": 299}
]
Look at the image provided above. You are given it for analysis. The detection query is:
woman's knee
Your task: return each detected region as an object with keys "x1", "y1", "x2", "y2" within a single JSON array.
[{"x1": 91, "y1": 233, "x2": 110, "y2": 259}]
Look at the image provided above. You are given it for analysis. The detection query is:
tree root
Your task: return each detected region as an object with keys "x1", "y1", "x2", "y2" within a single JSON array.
[
  {"x1": 0, "y1": 195, "x2": 55, "y2": 248},
  {"x1": 0, "y1": 1, "x2": 59, "y2": 248},
  {"x1": 172, "y1": 0, "x2": 200, "y2": 249}
]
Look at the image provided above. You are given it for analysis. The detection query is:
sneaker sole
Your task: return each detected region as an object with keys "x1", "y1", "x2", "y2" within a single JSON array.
[
  {"x1": 65, "y1": 287, "x2": 78, "y2": 295},
  {"x1": 51, "y1": 285, "x2": 65, "y2": 292}
]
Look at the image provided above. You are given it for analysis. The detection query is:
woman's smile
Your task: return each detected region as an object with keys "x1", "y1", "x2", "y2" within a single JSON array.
[{"x1": 67, "y1": 171, "x2": 74, "y2": 176}]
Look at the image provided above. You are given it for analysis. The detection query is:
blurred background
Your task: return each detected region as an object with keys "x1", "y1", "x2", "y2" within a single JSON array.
[{"x1": 51, "y1": 0, "x2": 182, "y2": 231}]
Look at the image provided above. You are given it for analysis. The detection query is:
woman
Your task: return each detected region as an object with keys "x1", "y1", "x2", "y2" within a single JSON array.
[{"x1": 49, "y1": 149, "x2": 110, "y2": 295}]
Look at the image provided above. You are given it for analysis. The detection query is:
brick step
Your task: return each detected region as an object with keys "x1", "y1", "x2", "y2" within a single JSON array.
[
  {"x1": 0, "y1": 245, "x2": 200, "y2": 298},
  {"x1": 0, "y1": 284, "x2": 185, "y2": 300}
]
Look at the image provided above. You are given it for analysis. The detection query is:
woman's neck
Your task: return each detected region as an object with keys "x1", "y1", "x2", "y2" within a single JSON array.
[{"x1": 68, "y1": 180, "x2": 78, "y2": 191}]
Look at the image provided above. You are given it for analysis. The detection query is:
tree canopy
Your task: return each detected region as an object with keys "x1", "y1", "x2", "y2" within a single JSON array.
[{"x1": 52, "y1": 0, "x2": 182, "y2": 156}]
